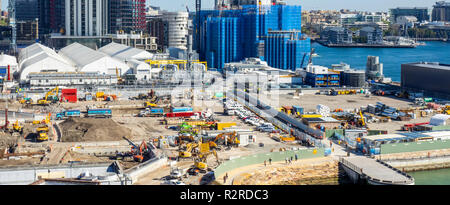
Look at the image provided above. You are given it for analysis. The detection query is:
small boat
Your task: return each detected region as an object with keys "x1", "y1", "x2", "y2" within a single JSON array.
[{"x1": 311, "y1": 53, "x2": 319, "y2": 58}]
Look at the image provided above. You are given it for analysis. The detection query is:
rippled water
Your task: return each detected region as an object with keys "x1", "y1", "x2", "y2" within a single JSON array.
[{"x1": 311, "y1": 41, "x2": 450, "y2": 82}]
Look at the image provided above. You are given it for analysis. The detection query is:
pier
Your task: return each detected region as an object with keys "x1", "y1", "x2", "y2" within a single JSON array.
[{"x1": 340, "y1": 156, "x2": 414, "y2": 185}]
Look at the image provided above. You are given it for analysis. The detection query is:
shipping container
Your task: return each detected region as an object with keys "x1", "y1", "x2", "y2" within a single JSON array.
[
  {"x1": 60, "y1": 89, "x2": 78, "y2": 103},
  {"x1": 216, "y1": 122, "x2": 237, "y2": 130},
  {"x1": 171, "y1": 107, "x2": 193, "y2": 113},
  {"x1": 292, "y1": 106, "x2": 304, "y2": 115},
  {"x1": 301, "y1": 114, "x2": 322, "y2": 118},
  {"x1": 165, "y1": 112, "x2": 196, "y2": 118}
]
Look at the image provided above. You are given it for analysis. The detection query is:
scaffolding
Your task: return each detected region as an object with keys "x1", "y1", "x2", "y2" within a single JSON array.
[{"x1": 145, "y1": 60, "x2": 208, "y2": 71}]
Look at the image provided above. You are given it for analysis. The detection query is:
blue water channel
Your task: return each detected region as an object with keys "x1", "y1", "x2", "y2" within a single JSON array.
[{"x1": 311, "y1": 41, "x2": 450, "y2": 82}]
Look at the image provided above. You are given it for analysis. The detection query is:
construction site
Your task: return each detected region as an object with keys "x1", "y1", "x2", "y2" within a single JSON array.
[{"x1": 0, "y1": 74, "x2": 449, "y2": 185}]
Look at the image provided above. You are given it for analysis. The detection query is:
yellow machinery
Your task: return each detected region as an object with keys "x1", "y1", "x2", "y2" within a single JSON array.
[
  {"x1": 38, "y1": 86, "x2": 59, "y2": 105},
  {"x1": 444, "y1": 105, "x2": 450, "y2": 115},
  {"x1": 207, "y1": 132, "x2": 238, "y2": 149},
  {"x1": 146, "y1": 60, "x2": 208, "y2": 71},
  {"x1": 32, "y1": 113, "x2": 51, "y2": 125},
  {"x1": 280, "y1": 135, "x2": 295, "y2": 142},
  {"x1": 194, "y1": 144, "x2": 219, "y2": 171},
  {"x1": 144, "y1": 102, "x2": 157, "y2": 107},
  {"x1": 116, "y1": 67, "x2": 124, "y2": 84},
  {"x1": 96, "y1": 91, "x2": 105, "y2": 100},
  {"x1": 12, "y1": 121, "x2": 24, "y2": 133},
  {"x1": 36, "y1": 125, "x2": 49, "y2": 141},
  {"x1": 358, "y1": 110, "x2": 366, "y2": 127}
]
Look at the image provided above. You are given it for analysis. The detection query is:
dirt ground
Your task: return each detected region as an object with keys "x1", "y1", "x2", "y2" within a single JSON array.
[
  {"x1": 271, "y1": 93, "x2": 415, "y2": 112},
  {"x1": 59, "y1": 118, "x2": 132, "y2": 142}
]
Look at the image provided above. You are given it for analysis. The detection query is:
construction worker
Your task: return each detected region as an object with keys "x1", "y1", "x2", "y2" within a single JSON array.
[
  {"x1": 268, "y1": 158, "x2": 272, "y2": 165},
  {"x1": 295, "y1": 154, "x2": 298, "y2": 161},
  {"x1": 264, "y1": 160, "x2": 266, "y2": 167}
]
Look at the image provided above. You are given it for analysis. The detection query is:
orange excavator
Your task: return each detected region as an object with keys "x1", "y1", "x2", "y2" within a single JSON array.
[
  {"x1": 207, "y1": 131, "x2": 238, "y2": 149},
  {"x1": 122, "y1": 136, "x2": 152, "y2": 163}
]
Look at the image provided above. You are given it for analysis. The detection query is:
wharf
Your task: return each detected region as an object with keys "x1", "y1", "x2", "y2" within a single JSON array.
[{"x1": 340, "y1": 156, "x2": 414, "y2": 185}]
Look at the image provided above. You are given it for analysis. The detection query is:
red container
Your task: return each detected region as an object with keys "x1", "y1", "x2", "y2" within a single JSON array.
[
  {"x1": 60, "y1": 89, "x2": 78, "y2": 103},
  {"x1": 165, "y1": 112, "x2": 198, "y2": 118}
]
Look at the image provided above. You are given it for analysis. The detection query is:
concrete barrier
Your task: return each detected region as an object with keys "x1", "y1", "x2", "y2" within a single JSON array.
[
  {"x1": 0, "y1": 162, "x2": 116, "y2": 185},
  {"x1": 124, "y1": 156, "x2": 168, "y2": 184}
]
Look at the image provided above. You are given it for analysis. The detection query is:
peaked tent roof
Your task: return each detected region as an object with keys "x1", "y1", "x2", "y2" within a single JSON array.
[
  {"x1": 98, "y1": 42, "x2": 153, "y2": 60},
  {"x1": 59, "y1": 42, "x2": 111, "y2": 68}
]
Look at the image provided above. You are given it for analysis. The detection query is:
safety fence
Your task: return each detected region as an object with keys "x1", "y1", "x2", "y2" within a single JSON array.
[
  {"x1": 214, "y1": 148, "x2": 325, "y2": 180},
  {"x1": 381, "y1": 140, "x2": 450, "y2": 154}
]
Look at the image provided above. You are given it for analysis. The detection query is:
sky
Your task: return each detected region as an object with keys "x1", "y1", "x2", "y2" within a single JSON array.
[
  {"x1": 0, "y1": 0, "x2": 441, "y2": 12},
  {"x1": 149, "y1": 0, "x2": 440, "y2": 12}
]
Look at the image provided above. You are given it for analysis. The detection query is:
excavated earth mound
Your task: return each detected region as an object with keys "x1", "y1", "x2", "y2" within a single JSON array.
[{"x1": 60, "y1": 118, "x2": 132, "y2": 142}]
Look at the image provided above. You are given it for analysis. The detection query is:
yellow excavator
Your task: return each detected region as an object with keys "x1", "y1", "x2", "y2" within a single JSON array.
[
  {"x1": 358, "y1": 110, "x2": 367, "y2": 128},
  {"x1": 36, "y1": 125, "x2": 49, "y2": 141},
  {"x1": 443, "y1": 105, "x2": 450, "y2": 115},
  {"x1": 194, "y1": 148, "x2": 219, "y2": 172},
  {"x1": 12, "y1": 120, "x2": 24, "y2": 134},
  {"x1": 207, "y1": 132, "x2": 238, "y2": 149},
  {"x1": 178, "y1": 142, "x2": 199, "y2": 159},
  {"x1": 144, "y1": 101, "x2": 157, "y2": 108},
  {"x1": 116, "y1": 67, "x2": 124, "y2": 84},
  {"x1": 38, "y1": 86, "x2": 59, "y2": 105}
]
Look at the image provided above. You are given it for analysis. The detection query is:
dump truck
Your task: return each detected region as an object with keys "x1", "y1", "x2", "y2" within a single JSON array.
[
  {"x1": 139, "y1": 108, "x2": 164, "y2": 117},
  {"x1": 36, "y1": 125, "x2": 49, "y2": 141},
  {"x1": 56, "y1": 110, "x2": 81, "y2": 120}
]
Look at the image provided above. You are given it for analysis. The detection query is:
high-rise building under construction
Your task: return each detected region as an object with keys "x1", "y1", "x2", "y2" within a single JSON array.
[{"x1": 195, "y1": 3, "x2": 310, "y2": 71}]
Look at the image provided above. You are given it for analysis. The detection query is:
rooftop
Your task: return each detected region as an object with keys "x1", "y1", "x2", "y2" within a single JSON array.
[{"x1": 404, "y1": 62, "x2": 450, "y2": 71}]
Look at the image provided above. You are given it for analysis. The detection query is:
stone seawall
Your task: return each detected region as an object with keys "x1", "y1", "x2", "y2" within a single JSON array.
[{"x1": 381, "y1": 149, "x2": 450, "y2": 172}]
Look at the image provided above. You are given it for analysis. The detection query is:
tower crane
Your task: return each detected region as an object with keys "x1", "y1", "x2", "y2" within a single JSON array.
[{"x1": 8, "y1": 0, "x2": 17, "y2": 55}]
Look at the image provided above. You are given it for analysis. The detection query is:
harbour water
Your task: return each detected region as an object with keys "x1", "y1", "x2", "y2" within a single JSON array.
[
  {"x1": 408, "y1": 168, "x2": 450, "y2": 185},
  {"x1": 313, "y1": 41, "x2": 450, "y2": 184},
  {"x1": 312, "y1": 41, "x2": 450, "y2": 82}
]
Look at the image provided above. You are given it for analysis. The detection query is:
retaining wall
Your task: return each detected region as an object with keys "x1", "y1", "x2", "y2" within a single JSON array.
[
  {"x1": 0, "y1": 162, "x2": 115, "y2": 185},
  {"x1": 124, "y1": 156, "x2": 168, "y2": 184}
]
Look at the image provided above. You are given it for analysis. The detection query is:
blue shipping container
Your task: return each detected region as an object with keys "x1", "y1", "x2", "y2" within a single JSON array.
[
  {"x1": 151, "y1": 108, "x2": 164, "y2": 114},
  {"x1": 172, "y1": 107, "x2": 193, "y2": 113},
  {"x1": 87, "y1": 109, "x2": 112, "y2": 117}
]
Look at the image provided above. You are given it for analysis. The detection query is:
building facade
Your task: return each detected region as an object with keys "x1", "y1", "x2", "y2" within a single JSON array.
[
  {"x1": 162, "y1": 12, "x2": 189, "y2": 50},
  {"x1": 264, "y1": 30, "x2": 310, "y2": 70},
  {"x1": 401, "y1": 62, "x2": 450, "y2": 96},
  {"x1": 109, "y1": 0, "x2": 146, "y2": 33},
  {"x1": 197, "y1": 5, "x2": 310, "y2": 71},
  {"x1": 432, "y1": 1, "x2": 450, "y2": 22},
  {"x1": 389, "y1": 7, "x2": 430, "y2": 23},
  {"x1": 359, "y1": 27, "x2": 383, "y2": 44},
  {"x1": 321, "y1": 27, "x2": 353, "y2": 44},
  {"x1": 147, "y1": 16, "x2": 165, "y2": 51},
  {"x1": 15, "y1": 0, "x2": 39, "y2": 21},
  {"x1": 64, "y1": 0, "x2": 109, "y2": 36},
  {"x1": 39, "y1": 0, "x2": 66, "y2": 37}
]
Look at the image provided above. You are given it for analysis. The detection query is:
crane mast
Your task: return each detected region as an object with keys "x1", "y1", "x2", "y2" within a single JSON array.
[{"x1": 8, "y1": 0, "x2": 17, "y2": 55}]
